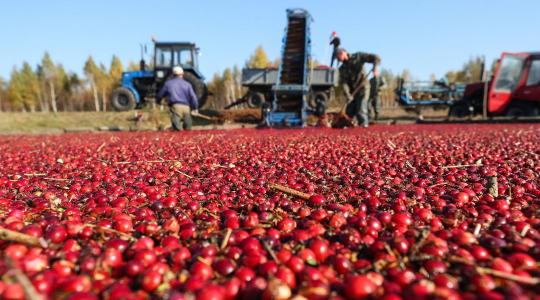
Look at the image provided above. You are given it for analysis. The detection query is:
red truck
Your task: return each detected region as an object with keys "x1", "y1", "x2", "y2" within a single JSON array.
[{"x1": 450, "y1": 51, "x2": 540, "y2": 117}]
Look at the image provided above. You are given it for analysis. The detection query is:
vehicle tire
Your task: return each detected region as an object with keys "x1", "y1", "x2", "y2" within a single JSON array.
[
  {"x1": 247, "y1": 92, "x2": 265, "y2": 108},
  {"x1": 448, "y1": 101, "x2": 472, "y2": 118},
  {"x1": 309, "y1": 91, "x2": 329, "y2": 109},
  {"x1": 111, "y1": 87, "x2": 137, "y2": 111},
  {"x1": 505, "y1": 102, "x2": 539, "y2": 118},
  {"x1": 183, "y1": 72, "x2": 208, "y2": 108}
]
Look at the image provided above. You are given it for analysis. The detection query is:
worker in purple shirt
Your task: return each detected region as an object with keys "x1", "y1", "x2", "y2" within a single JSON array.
[{"x1": 157, "y1": 66, "x2": 198, "y2": 130}]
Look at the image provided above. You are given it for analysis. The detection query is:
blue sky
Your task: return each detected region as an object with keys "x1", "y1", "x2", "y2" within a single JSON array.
[{"x1": 0, "y1": 0, "x2": 538, "y2": 81}]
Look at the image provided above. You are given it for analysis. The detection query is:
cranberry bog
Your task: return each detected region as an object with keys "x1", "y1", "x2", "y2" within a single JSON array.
[{"x1": 1, "y1": 124, "x2": 540, "y2": 299}]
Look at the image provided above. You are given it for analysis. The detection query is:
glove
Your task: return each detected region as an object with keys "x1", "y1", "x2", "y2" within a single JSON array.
[{"x1": 191, "y1": 109, "x2": 199, "y2": 115}]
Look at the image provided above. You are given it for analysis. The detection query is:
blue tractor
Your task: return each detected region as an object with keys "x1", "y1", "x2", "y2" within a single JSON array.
[{"x1": 111, "y1": 41, "x2": 208, "y2": 111}]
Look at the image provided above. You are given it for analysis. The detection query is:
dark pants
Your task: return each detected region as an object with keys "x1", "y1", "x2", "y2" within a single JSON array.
[
  {"x1": 369, "y1": 94, "x2": 380, "y2": 120},
  {"x1": 345, "y1": 85, "x2": 371, "y2": 127},
  {"x1": 169, "y1": 104, "x2": 192, "y2": 130}
]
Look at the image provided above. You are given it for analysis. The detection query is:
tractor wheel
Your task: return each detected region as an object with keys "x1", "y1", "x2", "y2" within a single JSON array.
[
  {"x1": 111, "y1": 87, "x2": 137, "y2": 111},
  {"x1": 505, "y1": 102, "x2": 539, "y2": 118},
  {"x1": 183, "y1": 72, "x2": 208, "y2": 108},
  {"x1": 448, "y1": 101, "x2": 472, "y2": 118},
  {"x1": 309, "y1": 91, "x2": 329, "y2": 109},
  {"x1": 247, "y1": 92, "x2": 265, "y2": 108}
]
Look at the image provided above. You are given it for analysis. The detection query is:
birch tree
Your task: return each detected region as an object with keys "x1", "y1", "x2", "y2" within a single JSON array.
[
  {"x1": 41, "y1": 52, "x2": 59, "y2": 113},
  {"x1": 84, "y1": 56, "x2": 100, "y2": 112}
]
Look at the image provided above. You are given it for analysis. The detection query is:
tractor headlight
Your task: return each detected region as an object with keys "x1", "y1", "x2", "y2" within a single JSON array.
[{"x1": 156, "y1": 71, "x2": 164, "y2": 78}]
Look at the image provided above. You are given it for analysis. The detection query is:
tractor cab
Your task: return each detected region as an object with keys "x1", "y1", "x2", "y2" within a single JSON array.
[
  {"x1": 152, "y1": 42, "x2": 200, "y2": 84},
  {"x1": 111, "y1": 41, "x2": 208, "y2": 111},
  {"x1": 488, "y1": 52, "x2": 540, "y2": 115}
]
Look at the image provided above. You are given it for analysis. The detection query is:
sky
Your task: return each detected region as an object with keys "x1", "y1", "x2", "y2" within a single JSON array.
[{"x1": 0, "y1": 0, "x2": 539, "y2": 81}]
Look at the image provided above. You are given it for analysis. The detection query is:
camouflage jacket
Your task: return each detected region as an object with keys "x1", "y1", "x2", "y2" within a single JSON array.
[{"x1": 339, "y1": 52, "x2": 380, "y2": 98}]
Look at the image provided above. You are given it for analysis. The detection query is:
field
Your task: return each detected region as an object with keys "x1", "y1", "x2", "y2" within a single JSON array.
[
  {"x1": 0, "y1": 109, "x2": 263, "y2": 134},
  {"x1": 0, "y1": 106, "x2": 447, "y2": 134},
  {"x1": 1, "y1": 124, "x2": 540, "y2": 299}
]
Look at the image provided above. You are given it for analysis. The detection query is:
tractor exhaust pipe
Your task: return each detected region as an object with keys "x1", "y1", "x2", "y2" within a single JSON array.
[{"x1": 139, "y1": 44, "x2": 147, "y2": 71}]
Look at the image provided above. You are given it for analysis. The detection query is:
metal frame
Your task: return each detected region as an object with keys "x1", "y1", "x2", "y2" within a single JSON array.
[
  {"x1": 266, "y1": 8, "x2": 313, "y2": 127},
  {"x1": 396, "y1": 81, "x2": 466, "y2": 107}
]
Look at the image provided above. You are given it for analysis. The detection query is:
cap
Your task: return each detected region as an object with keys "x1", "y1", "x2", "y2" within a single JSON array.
[{"x1": 172, "y1": 66, "x2": 184, "y2": 75}]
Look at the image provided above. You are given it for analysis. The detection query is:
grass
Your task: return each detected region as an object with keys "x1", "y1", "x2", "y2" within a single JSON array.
[
  {"x1": 0, "y1": 109, "x2": 172, "y2": 133},
  {"x1": 0, "y1": 107, "x2": 259, "y2": 134},
  {"x1": 0, "y1": 106, "x2": 448, "y2": 134}
]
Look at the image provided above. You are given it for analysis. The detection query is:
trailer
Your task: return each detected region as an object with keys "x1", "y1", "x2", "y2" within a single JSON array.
[
  {"x1": 241, "y1": 66, "x2": 338, "y2": 111},
  {"x1": 396, "y1": 80, "x2": 466, "y2": 106},
  {"x1": 230, "y1": 9, "x2": 339, "y2": 127},
  {"x1": 395, "y1": 52, "x2": 540, "y2": 119}
]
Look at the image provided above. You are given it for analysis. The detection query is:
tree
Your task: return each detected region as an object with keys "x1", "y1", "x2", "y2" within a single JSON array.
[
  {"x1": 271, "y1": 57, "x2": 281, "y2": 68},
  {"x1": 246, "y1": 46, "x2": 270, "y2": 68},
  {"x1": 232, "y1": 65, "x2": 244, "y2": 106},
  {"x1": 35, "y1": 63, "x2": 48, "y2": 112},
  {"x1": 84, "y1": 56, "x2": 100, "y2": 112},
  {"x1": 445, "y1": 56, "x2": 485, "y2": 83},
  {"x1": 401, "y1": 69, "x2": 411, "y2": 82},
  {"x1": 8, "y1": 63, "x2": 40, "y2": 112},
  {"x1": 380, "y1": 68, "x2": 396, "y2": 88},
  {"x1": 65, "y1": 73, "x2": 82, "y2": 111},
  {"x1": 0, "y1": 76, "x2": 5, "y2": 111},
  {"x1": 490, "y1": 59, "x2": 499, "y2": 76},
  {"x1": 127, "y1": 61, "x2": 140, "y2": 71},
  {"x1": 95, "y1": 63, "x2": 110, "y2": 112},
  {"x1": 222, "y1": 68, "x2": 235, "y2": 107},
  {"x1": 104, "y1": 55, "x2": 124, "y2": 112},
  {"x1": 207, "y1": 73, "x2": 224, "y2": 109},
  {"x1": 54, "y1": 64, "x2": 70, "y2": 111},
  {"x1": 308, "y1": 59, "x2": 321, "y2": 69},
  {"x1": 41, "y1": 52, "x2": 60, "y2": 113},
  {"x1": 109, "y1": 55, "x2": 124, "y2": 88}
]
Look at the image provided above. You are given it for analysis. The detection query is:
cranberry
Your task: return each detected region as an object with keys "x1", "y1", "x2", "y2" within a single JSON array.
[{"x1": 345, "y1": 275, "x2": 376, "y2": 299}]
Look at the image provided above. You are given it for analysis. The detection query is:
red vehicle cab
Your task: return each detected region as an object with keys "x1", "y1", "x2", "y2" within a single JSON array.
[{"x1": 488, "y1": 52, "x2": 540, "y2": 116}]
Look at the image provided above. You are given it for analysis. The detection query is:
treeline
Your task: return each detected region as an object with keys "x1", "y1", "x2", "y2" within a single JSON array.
[
  {"x1": 0, "y1": 52, "x2": 140, "y2": 112},
  {"x1": 0, "y1": 47, "x2": 276, "y2": 112},
  {"x1": 0, "y1": 46, "x2": 491, "y2": 112}
]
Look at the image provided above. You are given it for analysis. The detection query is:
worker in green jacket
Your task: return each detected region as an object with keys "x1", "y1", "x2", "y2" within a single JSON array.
[{"x1": 336, "y1": 48, "x2": 381, "y2": 127}]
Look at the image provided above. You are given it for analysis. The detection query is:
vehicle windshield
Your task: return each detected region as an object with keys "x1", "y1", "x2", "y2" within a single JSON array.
[
  {"x1": 174, "y1": 48, "x2": 194, "y2": 67},
  {"x1": 526, "y1": 60, "x2": 540, "y2": 86},
  {"x1": 155, "y1": 47, "x2": 172, "y2": 68},
  {"x1": 494, "y1": 55, "x2": 525, "y2": 92}
]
